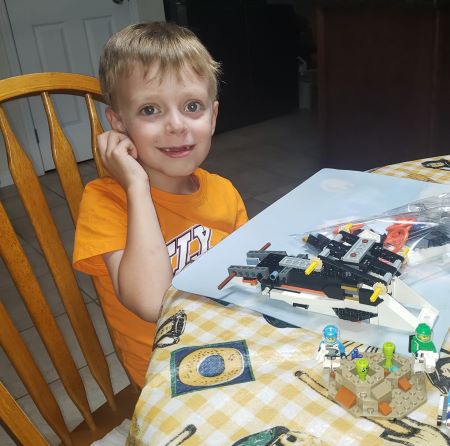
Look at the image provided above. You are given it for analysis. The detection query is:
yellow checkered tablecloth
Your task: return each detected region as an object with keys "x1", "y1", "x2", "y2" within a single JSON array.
[
  {"x1": 127, "y1": 157, "x2": 450, "y2": 446},
  {"x1": 372, "y1": 155, "x2": 450, "y2": 184}
]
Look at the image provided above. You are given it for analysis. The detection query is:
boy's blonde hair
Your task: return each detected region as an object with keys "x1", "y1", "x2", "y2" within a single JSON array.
[{"x1": 99, "y1": 22, "x2": 221, "y2": 107}]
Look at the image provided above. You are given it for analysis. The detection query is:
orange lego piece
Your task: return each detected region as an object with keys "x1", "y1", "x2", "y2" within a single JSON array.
[
  {"x1": 384, "y1": 217, "x2": 416, "y2": 252},
  {"x1": 398, "y1": 377, "x2": 412, "y2": 391},
  {"x1": 335, "y1": 385, "x2": 357, "y2": 409},
  {"x1": 378, "y1": 401, "x2": 393, "y2": 416},
  {"x1": 243, "y1": 278, "x2": 258, "y2": 286}
]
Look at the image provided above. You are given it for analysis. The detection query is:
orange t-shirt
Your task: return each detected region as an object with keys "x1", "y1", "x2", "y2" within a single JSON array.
[{"x1": 73, "y1": 168, "x2": 248, "y2": 387}]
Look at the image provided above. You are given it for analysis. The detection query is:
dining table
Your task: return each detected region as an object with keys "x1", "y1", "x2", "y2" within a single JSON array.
[{"x1": 126, "y1": 155, "x2": 450, "y2": 446}]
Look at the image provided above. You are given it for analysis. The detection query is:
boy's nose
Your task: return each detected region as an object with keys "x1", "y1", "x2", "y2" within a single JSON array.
[{"x1": 165, "y1": 110, "x2": 186, "y2": 134}]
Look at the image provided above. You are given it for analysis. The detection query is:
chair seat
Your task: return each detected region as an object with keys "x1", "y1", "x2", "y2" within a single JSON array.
[
  {"x1": 68, "y1": 385, "x2": 138, "y2": 446},
  {"x1": 90, "y1": 419, "x2": 132, "y2": 446}
]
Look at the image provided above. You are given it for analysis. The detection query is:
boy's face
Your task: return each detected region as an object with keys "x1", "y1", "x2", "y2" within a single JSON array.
[{"x1": 106, "y1": 63, "x2": 218, "y2": 190}]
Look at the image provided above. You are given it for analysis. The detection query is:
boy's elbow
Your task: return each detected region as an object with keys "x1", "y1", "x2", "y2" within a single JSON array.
[
  {"x1": 121, "y1": 294, "x2": 159, "y2": 322},
  {"x1": 117, "y1": 287, "x2": 164, "y2": 323},
  {"x1": 136, "y1": 307, "x2": 159, "y2": 323}
]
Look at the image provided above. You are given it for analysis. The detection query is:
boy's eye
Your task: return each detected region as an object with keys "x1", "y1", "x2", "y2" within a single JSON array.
[
  {"x1": 185, "y1": 101, "x2": 202, "y2": 113},
  {"x1": 141, "y1": 105, "x2": 158, "y2": 116}
]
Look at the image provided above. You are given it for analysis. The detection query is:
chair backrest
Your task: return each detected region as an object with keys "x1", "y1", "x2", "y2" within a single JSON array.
[
  {"x1": 0, "y1": 72, "x2": 107, "y2": 222},
  {"x1": 0, "y1": 381, "x2": 49, "y2": 446},
  {"x1": 0, "y1": 73, "x2": 135, "y2": 445}
]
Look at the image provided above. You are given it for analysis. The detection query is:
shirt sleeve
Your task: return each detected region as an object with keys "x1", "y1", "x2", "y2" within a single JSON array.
[
  {"x1": 73, "y1": 178, "x2": 128, "y2": 276},
  {"x1": 234, "y1": 187, "x2": 248, "y2": 229}
]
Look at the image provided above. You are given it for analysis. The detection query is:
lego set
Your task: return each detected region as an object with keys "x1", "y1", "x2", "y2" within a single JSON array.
[
  {"x1": 218, "y1": 227, "x2": 439, "y2": 333},
  {"x1": 215, "y1": 190, "x2": 448, "y2": 422},
  {"x1": 328, "y1": 348, "x2": 427, "y2": 419},
  {"x1": 315, "y1": 326, "x2": 440, "y2": 420}
]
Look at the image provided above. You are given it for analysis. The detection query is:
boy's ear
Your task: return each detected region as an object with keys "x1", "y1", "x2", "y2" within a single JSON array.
[
  {"x1": 105, "y1": 106, "x2": 126, "y2": 133},
  {"x1": 211, "y1": 101, "x2": 219, "y2": 135}
]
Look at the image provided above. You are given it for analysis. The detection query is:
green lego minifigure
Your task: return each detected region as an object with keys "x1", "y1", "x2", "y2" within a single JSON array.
[{"x1": 410, "y1": 323, "x2": 436, "y2": 355}]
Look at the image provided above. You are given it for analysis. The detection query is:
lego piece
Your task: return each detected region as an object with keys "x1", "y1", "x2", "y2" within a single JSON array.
[
  {"x1": 243, "y1": 278, "x2": 258, "y2": 286},
  {"x1": 383, "y1": 341, "x2": 398, "y2": 372},
  {"x1": 398, "y1": 377, "x2": 412, "y2": 392},
  {"x1": 279, "y1": 256, "x2": 311, "y2": 271},
  {"x1": 342, "y1": 237, "x2": 376, "y2": 264},
  {"x1": 437, "y1": 392, "x2": 450, "y2": 427},
  {"x1": 357, "y1": 228, "x2": 381, "y2": 242},
  {"x1": 369, "y1": 282, "x2": 386, "y2": 303},
  {"x1": 217, "y1": 272, "x2": 237, "y2": 290},
  {"x1": 304, "y1": 257, "x2": 323, "y2": 275},
  {"x1": 335, "y1": 385, "x2": 357, "y2": 409},
  {"x1": 384, "y1": 218, "x2": 415, "y2": 253},
  {"x1": 350, "y1": 348, "x2": 363, "y2": 360},
  {"x1": 414, "y1": 350, "x2": 440, "y2": 374},
  {"x1": 372, "y1": 380, "x2": 391, "y2": 401},
  {"x1": 378, "y1": 401, "x2": 393, "y2": 416},
  {"x1": 355, "y1": 358, "x2": 369, "y2": 380}
]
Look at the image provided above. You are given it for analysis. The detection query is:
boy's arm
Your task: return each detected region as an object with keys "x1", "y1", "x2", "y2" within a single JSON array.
[{"x1": 99, "y1": 131, "x2": 173, "y2": 322}]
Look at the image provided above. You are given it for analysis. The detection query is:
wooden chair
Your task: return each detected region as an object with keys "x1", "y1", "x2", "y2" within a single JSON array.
[{"x1": 0, "y1": 73, "x2": 138, "y2": 445}]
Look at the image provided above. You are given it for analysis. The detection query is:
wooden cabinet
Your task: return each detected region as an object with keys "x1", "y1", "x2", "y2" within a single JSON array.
[
  {"x1": 435, "y1": 11, "x2": 450, "y2": 154},
  {"x1": 317, "y1": 2, "x2": 450, "y2": 170}
]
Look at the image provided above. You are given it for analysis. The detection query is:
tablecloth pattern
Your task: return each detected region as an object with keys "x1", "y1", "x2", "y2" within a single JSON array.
[
  {"x1": 372, "y1": 154, "x2": 450, "y2": 183},
  {"x1": 127, "y1": 156, "x2": 450, "y2": 446}
]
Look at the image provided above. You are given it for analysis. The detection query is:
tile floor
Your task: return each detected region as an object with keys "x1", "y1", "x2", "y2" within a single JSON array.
[{"x1": 0, "y1": 109, "x2": 322, "y2": 445}]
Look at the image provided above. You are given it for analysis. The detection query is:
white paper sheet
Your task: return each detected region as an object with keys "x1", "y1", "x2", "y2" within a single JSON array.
[{"x1": 173, "y1": 169, "x2": 450, "y2": 354}]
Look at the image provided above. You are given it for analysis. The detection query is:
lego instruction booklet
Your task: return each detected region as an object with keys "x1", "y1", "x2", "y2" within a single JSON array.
[{"x1": 173, "y1": 169, "x2": 450, "y2": 355}]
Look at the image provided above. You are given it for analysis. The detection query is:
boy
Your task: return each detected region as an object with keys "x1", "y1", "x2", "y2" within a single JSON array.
[{"x1": 73, "y1": 22, "x2": 248, "y2": 387}]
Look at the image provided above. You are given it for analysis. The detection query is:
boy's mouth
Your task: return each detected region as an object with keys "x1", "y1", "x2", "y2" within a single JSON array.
[{"x1": 158, "y1": 145, "x2": 195, "y2": 158}]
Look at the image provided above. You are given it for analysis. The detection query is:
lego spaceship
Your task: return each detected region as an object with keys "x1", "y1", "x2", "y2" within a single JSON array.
[{"x1": 218, "y1": 230, "x2": 438, "y2": 333}]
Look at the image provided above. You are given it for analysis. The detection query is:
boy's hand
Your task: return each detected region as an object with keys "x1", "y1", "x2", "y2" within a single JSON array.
[{"x1": 98, "y1": 130, "x2": 149, "y2": 191}]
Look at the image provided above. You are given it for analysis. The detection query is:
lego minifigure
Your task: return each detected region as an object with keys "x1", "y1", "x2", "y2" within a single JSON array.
[
  {"x1": 410, "y1": 323, "x2": 439, "y2": 373},
  {"x1": 316, "y1": 325, "x2": 345, "y2": 369},
  {"x1": 355, "y1": 358, "x2": 369, "y2": 380}
]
